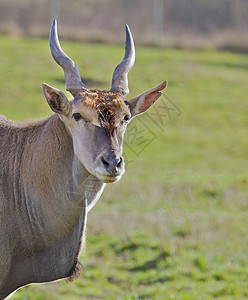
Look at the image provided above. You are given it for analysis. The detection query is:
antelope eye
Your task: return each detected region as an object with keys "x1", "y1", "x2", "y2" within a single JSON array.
[
  {"x1": 73, "y1": 113, "x2": 83, "y2": 121},
  {"x1": 123, "y1": 115, "x2": 131, "y2": 122}
]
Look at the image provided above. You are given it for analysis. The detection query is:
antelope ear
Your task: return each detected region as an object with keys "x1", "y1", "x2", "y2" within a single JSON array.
[
  {"x1": 128, "y1": 81, "x2": 167, "y2": 117},
  {"x1": 42, "y1": 83, "x2": 70, "y2": 116}
]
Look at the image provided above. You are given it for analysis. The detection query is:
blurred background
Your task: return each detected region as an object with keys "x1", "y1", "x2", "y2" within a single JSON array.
[
  {"x1": 0, "y1": 0, "x2": 248, "y2": 51},
  {"x1": 0, "y1": 0, "x2": 248, "y2": 299}
]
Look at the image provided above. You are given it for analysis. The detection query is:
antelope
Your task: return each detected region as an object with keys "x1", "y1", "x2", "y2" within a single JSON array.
[{"x1": 0, "y1": 19, "x2": 167, "y2": 299}]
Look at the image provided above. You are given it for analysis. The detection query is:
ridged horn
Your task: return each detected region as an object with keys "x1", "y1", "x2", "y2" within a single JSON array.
[
  {"x1": 50, "y1": 19, "x2": 86, "y2": 97},
  {"x1": 111, "y1": 24, "x2": 135, "y2": 96}
]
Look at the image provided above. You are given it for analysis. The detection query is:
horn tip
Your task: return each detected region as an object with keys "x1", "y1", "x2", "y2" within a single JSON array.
[
  {"x1": 51, "y1": 19, "x2": 57, "y2": 30},
  {"x1": 125, "y1": 24, "x2": 131, "y2": 34},
  {"x1": 125, "y1": 24, "x2": 134, "y2": 48}
]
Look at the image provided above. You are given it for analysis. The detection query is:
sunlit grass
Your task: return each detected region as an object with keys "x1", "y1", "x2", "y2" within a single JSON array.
[{"x1": 1, "y1": 34, "x2": 248, "y2": 299}]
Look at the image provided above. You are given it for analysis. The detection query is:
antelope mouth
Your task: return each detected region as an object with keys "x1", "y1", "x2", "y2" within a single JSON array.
[{"x1": 94, "y1": 171, "x2": 123, "y2": 183}]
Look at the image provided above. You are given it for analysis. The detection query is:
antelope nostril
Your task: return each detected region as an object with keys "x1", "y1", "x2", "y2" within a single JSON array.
[
  {"x1": 101, "y1": 157, "x2": 109, "y2": 167},
  {"x1": 101, "y1": 155, "x2": 123, "y2": 174},
  {"x1": 117, "y1": 157, "x2": 122, "y2": 168}
]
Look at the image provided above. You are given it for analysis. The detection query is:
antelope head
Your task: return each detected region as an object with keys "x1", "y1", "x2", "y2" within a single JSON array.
[{"x1": 42, "y1": 20, "x2": 167, "y2": 183}]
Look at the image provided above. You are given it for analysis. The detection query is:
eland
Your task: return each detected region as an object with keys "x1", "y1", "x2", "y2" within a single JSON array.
[{"x1": 0, "y1": 20, "x2": 167, "y2": 299}]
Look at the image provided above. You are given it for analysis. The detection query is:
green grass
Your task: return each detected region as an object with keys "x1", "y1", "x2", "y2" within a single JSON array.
[{"x1": 1, "y1": 34, "x2": 248, "y2": 299}]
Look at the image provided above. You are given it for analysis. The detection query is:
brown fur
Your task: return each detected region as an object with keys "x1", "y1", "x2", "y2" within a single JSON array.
[
  {"x1": 77, "y1": 89, "x2": 126, "y2": 135},
  {"x1": 0, "y1": 114, "x2": 101, "y2": 298},
  {"x1": 66, "y1": 261, "x2": 83, "y2": 282}
]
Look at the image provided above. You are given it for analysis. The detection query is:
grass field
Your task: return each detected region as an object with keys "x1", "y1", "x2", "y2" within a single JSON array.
[{"x1": 0, "y1": 34, "x2": 248, "y2": 299}]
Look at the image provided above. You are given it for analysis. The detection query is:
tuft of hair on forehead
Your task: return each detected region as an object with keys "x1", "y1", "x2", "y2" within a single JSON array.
[
  {"x1": 79, "y1": 89, "x2": 126, "y2": 110},
  {"x1": 77, "y1": 89, "x2": 127, "y2": 135}
]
